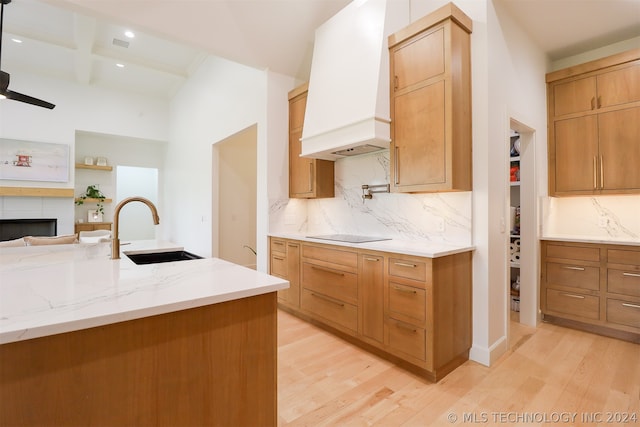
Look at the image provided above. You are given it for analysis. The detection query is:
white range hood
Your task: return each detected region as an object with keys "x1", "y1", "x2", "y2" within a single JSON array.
[{"x1": 301, "y1": 0, "x2": 409, "y2": 161}]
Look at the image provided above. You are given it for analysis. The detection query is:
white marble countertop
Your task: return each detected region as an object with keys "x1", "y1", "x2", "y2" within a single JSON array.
[
  {"x1": 540, "y1": 235, "x2": 640, "y2": 246},
  {"x1": 268, "y1": 233, "x2": 475, "y2": 258},
  {"x1": 0, "y1": 240, "x2": 288, "y2": 345}
]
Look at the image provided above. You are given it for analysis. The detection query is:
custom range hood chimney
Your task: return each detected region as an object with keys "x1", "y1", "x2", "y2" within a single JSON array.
[{"x1": 301, "y1": 0, "x2": 409, "y2": 161}]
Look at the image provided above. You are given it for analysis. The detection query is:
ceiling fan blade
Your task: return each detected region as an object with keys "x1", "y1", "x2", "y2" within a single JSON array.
[{"x1": 5, "y1": 89, "x2": 56, "y2": 109}]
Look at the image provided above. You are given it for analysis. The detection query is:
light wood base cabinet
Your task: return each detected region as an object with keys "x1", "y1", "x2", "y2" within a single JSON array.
[
  {"x1": 269, "y1": 237, "x2": 472, "y2": 381},
  {"x1": 541, "y1": 240, "x2": 640, "y2": 343},
  {"x1": 270, "y1": 238, "x2": 301, "y2": 310}
]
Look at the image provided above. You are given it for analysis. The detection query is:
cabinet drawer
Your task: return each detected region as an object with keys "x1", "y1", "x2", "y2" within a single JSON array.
[
  {"x1": 608, "y1": 249, "x2": 640, "y2": 266},
  {"x1": 546, "y1": 262, "x2": 599, "y2": 291},
  {"x1": 389, "y1": 257, "x2": 429, "y2": 283},
  {"x1": 270, "y1": 254, "x2": 287, "y2": 277},
  {"x1": 387, "y1": 319, "x2": 426, "y2": 361},
  {"x1": 546, "y1": 288, "x2": 599, "y2": 320},
  {"x1": 545, "y1": 244, "x2": 600, "y2": 262},
  {"x1": 302, "y1": 245, "x2": 358, "y2": 268},
  {"x1": 302, "y1": 263, "x2": 357, "y2": 305},
  {"x1": 606, "y1": 298, "x2": 640, "y2": 329},
  {"x1": 608, "y1": 269, "x2": 640, "y2": 297},
  {"x1": 270, "y1": 239, "x2": 286, "y2": 254},
  {"x1": 388, "y1": 282, "x2": 426, "y2": 323},
  {"x1": 301, "y1": 289, "x2": 357, "y2": 332}
]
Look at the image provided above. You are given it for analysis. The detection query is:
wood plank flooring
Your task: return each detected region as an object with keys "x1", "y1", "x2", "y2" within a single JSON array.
[{"x1": 278, "y1": 310, "x2": 640, "y2": 426}]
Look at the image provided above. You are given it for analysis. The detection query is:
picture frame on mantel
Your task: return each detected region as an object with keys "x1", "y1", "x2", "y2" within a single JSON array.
[
  {"x1": 88, "y1": 210, "x2": 103, "y2": 223},
  {"x1": 0, "y1": 138, "x2": 70, "y2": 182}
]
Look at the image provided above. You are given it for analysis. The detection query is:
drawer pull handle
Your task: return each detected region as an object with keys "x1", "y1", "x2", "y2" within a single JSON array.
[
  {"x1": 394, "y1": 262, "x2": 416, "y2": 268},
  {"x1": 310, "y1": 292, "x2": 344, "y2": 307},
  {"x1": 622, "y1": 303, "x2": 640, "y2": 309},
  {"x1": 273, "y1": 256, "x2": 285, "y2": 261},
  {"x1": 561, "y1": 293, "x2": 585, "y2": 299},
  {"x1": 364, "y1": 257, "x2": 379, "y2": 262},
  {"x1": 311, "y1": 265, "x2": 345, "y2": 276},
  {"x1": 393, "y1": 286, "x2": 417, "y2": 294},
  {"x1": 395, "y1": 321, "x2": 417, "y2": 333},
  {"x1": 561, "y1": 266, "x2": 585, "y2": 271},
  {"x1": 622, "y1": 272, "x2": 640, "y2": 278},
  {"x1": 287, "y1": 243, "x2": 299, "y2": 248}
]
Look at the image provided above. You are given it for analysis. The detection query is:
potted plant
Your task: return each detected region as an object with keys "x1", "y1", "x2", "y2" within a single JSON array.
[{"x1": 76, "y1": 184, "x2": 106, "y2": 214}]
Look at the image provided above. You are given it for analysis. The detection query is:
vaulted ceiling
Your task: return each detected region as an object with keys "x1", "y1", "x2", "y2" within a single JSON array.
[{"x1": 1, "y1": 0, "x2": 638, "y2": 100}]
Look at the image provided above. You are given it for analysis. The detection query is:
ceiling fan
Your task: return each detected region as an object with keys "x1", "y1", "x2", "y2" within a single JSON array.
[{"x1": 0, "y1": 0, "x2": 55, "y2": 109}]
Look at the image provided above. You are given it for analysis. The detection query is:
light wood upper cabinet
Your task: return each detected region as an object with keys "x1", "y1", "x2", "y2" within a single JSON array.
[
  {"x1": 552, "y1": 76, "x2": 597, "y2": 117},
  {"x1": 392, "y1": 26, "x2": 445, "y2": 92},
  {"x1": 553, "y1": 115, "x2": 599, "y2": 193},
  {"x1": 598, "y1": 107, "x2": 640, "y2": 192},
  {"x1": 547, "y1": 51, "x2": 640, "y2": 196},
  {"x1": 288, "y1": 84, "x2": 334, "y2": 199},
  {"x1": 388, "y1": 3, "x2": 472, "y2": 193},
  {"x1": 596, "y1": 64, "x2": 640, "y2": 109}
]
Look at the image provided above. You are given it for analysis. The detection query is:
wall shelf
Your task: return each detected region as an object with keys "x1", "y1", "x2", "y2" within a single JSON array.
[
  {"x1": 75, "y1": 163, "x2": 113, "y2": 171},
  {"x1": 0, "y1": 186, "x2": 74, "y2": 198},
  {"x1": 75, "y1": 198, "x2": 113, "y2": 203}
]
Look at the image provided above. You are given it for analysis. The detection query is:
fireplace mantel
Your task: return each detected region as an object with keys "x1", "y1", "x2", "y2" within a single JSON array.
[{"x1": 0, "y1": 187, "x2": 74, "y2": 198}]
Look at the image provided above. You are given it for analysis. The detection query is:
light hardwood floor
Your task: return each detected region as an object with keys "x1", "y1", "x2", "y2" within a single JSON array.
[{"x1": 278, "y1": 310, "x2": 640, "y2": 426}]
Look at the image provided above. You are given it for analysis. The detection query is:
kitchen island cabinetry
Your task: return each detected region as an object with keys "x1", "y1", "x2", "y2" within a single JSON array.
[
  {"x1": 269, "y1": 237, "x2": 472, "y2": 381},
  {"x1": 547, "y1": 50, "x2": 640, "y2": 196},
  {"x1": 288, "y1": 84, "x2": 334, "y2": 199},
  {"x1": 541, "y1": 240, "x2": 640, "y2": 343},
  {"x1": 388, "y1": 3, "x2": 472, "y2": 193},
  {"x1": 0, "y1": 241, "x2": 287, "y2": 427}
]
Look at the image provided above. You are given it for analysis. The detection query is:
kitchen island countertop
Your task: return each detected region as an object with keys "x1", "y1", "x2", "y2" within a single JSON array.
[{"x1": 0, "y1": 240, "x2": 288, "y2": 345}]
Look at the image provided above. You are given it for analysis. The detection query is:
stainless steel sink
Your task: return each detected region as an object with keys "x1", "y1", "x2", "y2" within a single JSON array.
[{"x1": 125, "y1": 250, "x2": 203, "y2": 265}]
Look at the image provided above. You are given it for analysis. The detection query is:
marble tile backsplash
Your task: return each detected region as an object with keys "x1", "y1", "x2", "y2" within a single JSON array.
[
  {"x1": 541, "y1": 195, "x2": 640, "y2": 243},
  {"x1": 270, "y1": 151, "x2": 472, "y2": 246}
]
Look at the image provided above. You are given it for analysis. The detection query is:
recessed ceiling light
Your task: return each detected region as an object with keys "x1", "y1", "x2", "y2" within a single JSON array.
[
  {"x1": 116, "y1": 63, "x2": 125, "y2": 68},
  {"x1": 11, "y1": 38, "x2": 22, "y2": 43},
  {"x1": 124, "y1": 30, "x2": 135, "y2": 39}
]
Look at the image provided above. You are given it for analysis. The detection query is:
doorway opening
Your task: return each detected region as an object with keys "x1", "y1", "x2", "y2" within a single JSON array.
[
  {"x1": 116, "y1": 165, "x2": 159, "y2": 241},
  {"x1": 507, "y1": 118, "x2": 539, "y2": 334},
  {"x1": 214, "y1": 125, "x2": 257, "y2": 269}
]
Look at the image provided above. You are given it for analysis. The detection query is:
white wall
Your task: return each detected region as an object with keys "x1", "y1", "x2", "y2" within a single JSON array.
[
  {"x1": 74, "y1": 131, "x2": 166, "y2": 236},
  {"x1": 166, "y1": 55, "x2": 293, "y2": 265},
  {"x1": 0, "y1": 71, "x2": 170, "y2": 235}
]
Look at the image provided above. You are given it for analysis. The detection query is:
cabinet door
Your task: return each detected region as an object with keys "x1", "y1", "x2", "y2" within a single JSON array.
[
  {"x1": 393, "y1": 80, "x2": 446, "y2": 188},
  {"x1": 289, "y1": 128, "x2": 314, "y2": 197},
  {"x1": 553, "y1": 115, "x2": 599, "y2": 193},
  {"x1": 597, "y1": 63, "x2": 640, "y2": 109},
  {"x1": 599, "y1": 107, "x2": 640, "y2": 192},
  {"x1": 552, "y1": 76, "x2": 597, "y2": 117},
  {"x1": 289, "y1": 91, "x2": 313, "y2": 198},
  {"x1": 359, "y1": 254, "x2": 384, "y2": 344},
  {"x1": 279, "y1": 243, "x2": 300, "y2": 308},
  {"x1": 392, "y1": 26, "x2": 445, "y2": 92}
]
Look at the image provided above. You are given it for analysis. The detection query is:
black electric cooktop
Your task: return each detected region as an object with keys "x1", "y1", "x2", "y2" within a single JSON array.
[{"x1": 306, "y1": 234, "x2": 391, "y2": 244}]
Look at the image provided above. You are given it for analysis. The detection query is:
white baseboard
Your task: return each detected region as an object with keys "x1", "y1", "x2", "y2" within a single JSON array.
[{"x1": 469, "y1": 335, "x2": 508, "y2": 367}]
